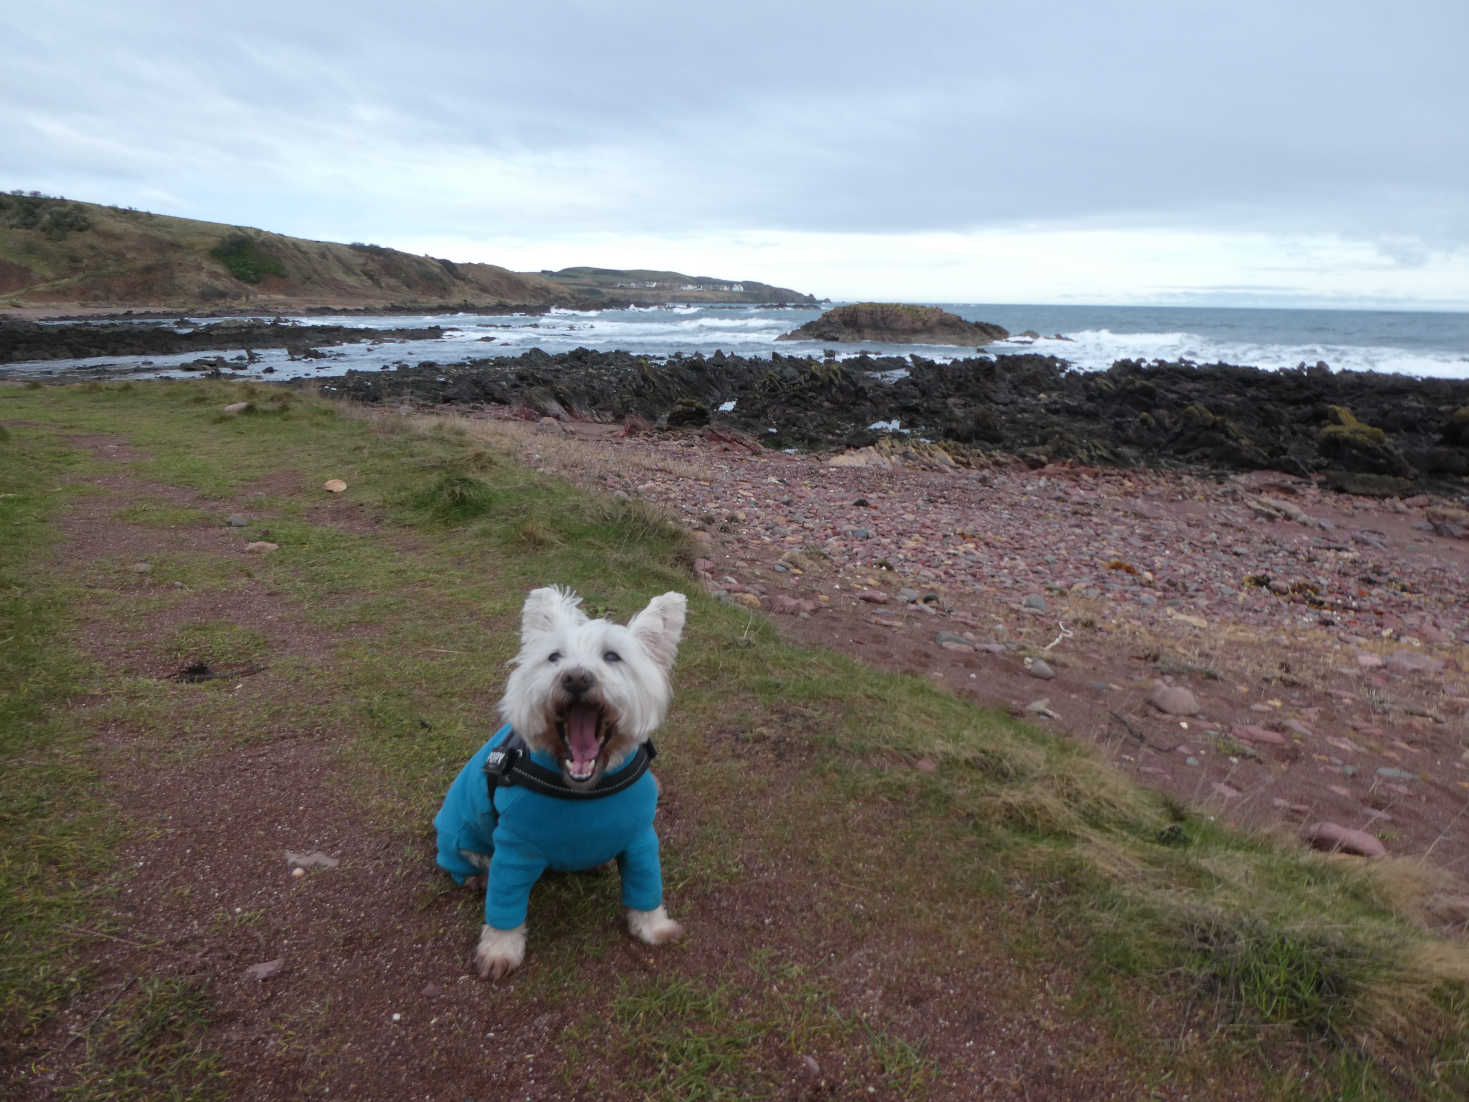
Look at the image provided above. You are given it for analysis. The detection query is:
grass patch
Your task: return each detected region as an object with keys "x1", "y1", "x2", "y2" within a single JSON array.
[
  {"x1": 162, "y1": 621, "x2": 271, "y2": 666},
  {"x1": 209, "y1": 232, "x2": 284, "y2": 285},
  {"x1": 63, "y1": 976, "x2": 225, "y2": 1101},
  {"x1": 0, "y1": 423, "x2": 115, "y2": 1039},
  {"x1": 111, "y1": 501, "x2": 220, "y2": 529},
  {"x1": 595, "y1": 960, "x2": 931, "y2": 1099}
]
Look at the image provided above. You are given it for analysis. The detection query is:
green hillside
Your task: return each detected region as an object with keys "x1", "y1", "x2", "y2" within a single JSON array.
[{"x1": 0, "y1": 193, "x2": 815, "y2": 312}]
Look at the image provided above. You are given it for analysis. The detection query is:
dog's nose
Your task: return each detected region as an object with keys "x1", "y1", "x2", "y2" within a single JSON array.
[{"x1": 560, "y1": 668, "x2": 594, "y2": 697}]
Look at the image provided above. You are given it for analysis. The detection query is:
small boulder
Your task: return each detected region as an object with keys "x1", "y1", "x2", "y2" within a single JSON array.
[
  {"x1": 1426, "y1": 505, "x2": 1469, "y2": 539},
  {"x1": 1148, "y1": 684, "x2": 1200, "y2": 716},
  {"x1": 1024, "y1": 657, "x2": 1055, "y2": 680},
  {"x1": 1304, "y1": 821, "x2": 1386, "y2": 858}
]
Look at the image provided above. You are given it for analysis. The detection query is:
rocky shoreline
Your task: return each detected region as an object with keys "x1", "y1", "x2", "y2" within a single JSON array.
[
  {"x1": 0, "y1": 316, "x2": 445, "y2": 362},
  {"x1": 441, "y1": 405, "x2": 1469, "y2": 888},
  {"x1": 327, "y1": 348, "x2": 1469, "y2": 495}
]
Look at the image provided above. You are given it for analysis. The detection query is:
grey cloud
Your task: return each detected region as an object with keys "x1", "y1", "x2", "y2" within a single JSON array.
[{"x1": 3, "y1": 0, "x2": 1468, "y2": 259}]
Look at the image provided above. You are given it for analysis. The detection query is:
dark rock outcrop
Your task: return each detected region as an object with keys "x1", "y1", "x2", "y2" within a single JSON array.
[
  {"x1": 321, "y1": 349, "x2": 1469, "y2": 493},
  {"x1": 0, "y1": 317, "x2": 442, "y2": 362},
  {"x1": 777, "y1": 303, "x2": 1008, "y2": 346}
]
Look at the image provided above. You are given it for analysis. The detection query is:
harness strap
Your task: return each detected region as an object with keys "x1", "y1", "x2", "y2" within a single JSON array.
[{"x1": 484, "y1": 732, "x2": 656, "y2": 801}]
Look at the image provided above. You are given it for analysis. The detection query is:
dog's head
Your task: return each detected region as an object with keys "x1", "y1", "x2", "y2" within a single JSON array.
[{"x1": 499, "y1": 586, "x2": 686, "y2": 790}]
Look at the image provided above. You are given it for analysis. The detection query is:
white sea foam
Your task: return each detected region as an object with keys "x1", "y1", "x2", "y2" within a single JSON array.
[{"x1": 1023, "y1": 328, "x2": 1469, "y2": 379}]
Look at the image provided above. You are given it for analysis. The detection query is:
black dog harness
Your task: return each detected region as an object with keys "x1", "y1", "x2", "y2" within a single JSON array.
[{"x1": 483, "y1": 731, "x2": 657, "y2": 801}]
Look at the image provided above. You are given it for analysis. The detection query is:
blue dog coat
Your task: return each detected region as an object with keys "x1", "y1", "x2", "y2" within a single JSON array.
[{"x1": 434, "y1": 724, "x2": 664, "y2": 930}]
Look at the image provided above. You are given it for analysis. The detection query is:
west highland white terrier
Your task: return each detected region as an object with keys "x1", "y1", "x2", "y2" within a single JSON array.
[{"x1": 434, "y1": 585, "x2": 687, "y2": 979}]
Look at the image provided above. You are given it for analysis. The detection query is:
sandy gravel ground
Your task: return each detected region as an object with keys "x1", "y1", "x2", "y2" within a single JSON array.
[{"x1": 450, "y1": 409, "x2": 1469, "y2": 905}]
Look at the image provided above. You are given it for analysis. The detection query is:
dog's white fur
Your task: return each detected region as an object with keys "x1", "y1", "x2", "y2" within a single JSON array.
[{"x1": 473, "y1": 586, "x2": 686, "y2": 980}]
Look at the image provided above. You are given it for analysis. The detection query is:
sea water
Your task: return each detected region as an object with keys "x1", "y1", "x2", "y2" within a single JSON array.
[{"x1": 6, "y1": 302, "x2": 1468, "y2": 382}]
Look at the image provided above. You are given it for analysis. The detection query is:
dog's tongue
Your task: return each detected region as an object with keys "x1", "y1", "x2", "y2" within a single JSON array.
[{"x1": 565, "y1": 704, "x2": 601, "y2": 768}]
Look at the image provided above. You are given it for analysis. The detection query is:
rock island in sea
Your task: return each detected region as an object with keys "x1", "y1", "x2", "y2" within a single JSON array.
[{"x1": 776, "y1": 302, "x2": 1009, "y2": 346}]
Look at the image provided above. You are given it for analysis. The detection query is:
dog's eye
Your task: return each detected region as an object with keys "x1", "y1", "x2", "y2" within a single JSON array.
[
  {"x1": 603, "y1": 650, "x2": 621, "y2": 663},
  {"x1": 547, "y1": 651, "x2": 561, "y2": 663}
]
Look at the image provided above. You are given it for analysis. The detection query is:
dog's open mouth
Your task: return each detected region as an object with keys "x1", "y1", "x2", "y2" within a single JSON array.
[{"x1": 557, "y1": 702, "x2": 608, "y2": 786}]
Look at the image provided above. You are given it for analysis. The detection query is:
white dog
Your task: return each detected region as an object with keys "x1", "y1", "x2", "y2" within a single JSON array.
[{"x1": 434, "y1": 586, "x2": 687, "y2": 979}]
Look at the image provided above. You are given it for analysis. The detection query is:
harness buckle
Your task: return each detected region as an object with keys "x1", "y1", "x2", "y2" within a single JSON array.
[{"x1": 483, "y1": 744, "x2": 520, "y2": 786}]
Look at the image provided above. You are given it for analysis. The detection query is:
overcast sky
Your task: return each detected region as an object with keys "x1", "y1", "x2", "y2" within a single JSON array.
[{"x1": 4, "y1": 0, "x2": 1468, "y2": 308}]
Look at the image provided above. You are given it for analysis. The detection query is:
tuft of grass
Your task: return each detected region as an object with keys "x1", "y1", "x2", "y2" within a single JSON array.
[
  {"x1": 163, "y1": 621, "x2": 271, "y2": 666},
  {"x1": 64, "y1": 976, "x2": 226, "y2": 1101},
  {"x1": 408, "y1": 471, "x2": 499, "y2": 524}
]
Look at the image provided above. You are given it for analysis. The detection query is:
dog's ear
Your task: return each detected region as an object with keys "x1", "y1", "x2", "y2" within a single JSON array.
[
  {"x1": 520, "y1": 586, "x2": 585, "y2": 644},
  {"x1": 628, "y1": 592, "x2": 686, "y2": 672}
]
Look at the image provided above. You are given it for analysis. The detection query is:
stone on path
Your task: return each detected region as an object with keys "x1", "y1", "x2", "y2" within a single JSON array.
[
  {"x1": 245, "y1": 958, "x2": 285, "y2": 981},
  {"x1": 286, "y1": 850, "x2": 340, "y2": 869},
  {"x1": 1148, "y1": 684, "x2": 1200, "y2": 716},
  {"x1": 1304, "y1": 821, "x2": 1386, "y2": 858},
  {"x1": 1375, "y1": 766, "x2": 1417, "y2": 782},
  {"x1": 1231, "y1": 724, "x2": 1287, "y2": 746},
  {"x1": 1024, "y1": 657, "x2": 1055, "y2": 680}
]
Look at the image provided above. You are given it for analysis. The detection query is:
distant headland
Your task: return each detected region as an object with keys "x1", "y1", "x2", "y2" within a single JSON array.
[{"x1": 0, "y1": 192, "x2": 819, "y2": 316}]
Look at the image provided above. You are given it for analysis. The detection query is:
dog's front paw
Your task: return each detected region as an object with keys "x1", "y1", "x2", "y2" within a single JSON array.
[
  {"x1": 474, "y1": 923, "x2": 527, "y2": 980},
  {"x1": 627, "y1": 905, "x2": 684, "y2": 946}
]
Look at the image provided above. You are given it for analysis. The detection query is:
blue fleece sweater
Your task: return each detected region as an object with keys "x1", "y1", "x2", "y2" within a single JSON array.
[{"x1": 434, "y1": 724, "x2": 663, "y2": 930}]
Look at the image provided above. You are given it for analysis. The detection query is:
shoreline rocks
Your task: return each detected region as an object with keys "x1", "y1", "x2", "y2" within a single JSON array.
[
  {"x1": 324, "y1": 347, "x2": 1469, "y2": 494},
  {"x1": 0, "y1": 317, "x2": 444, "y2": 362}
]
